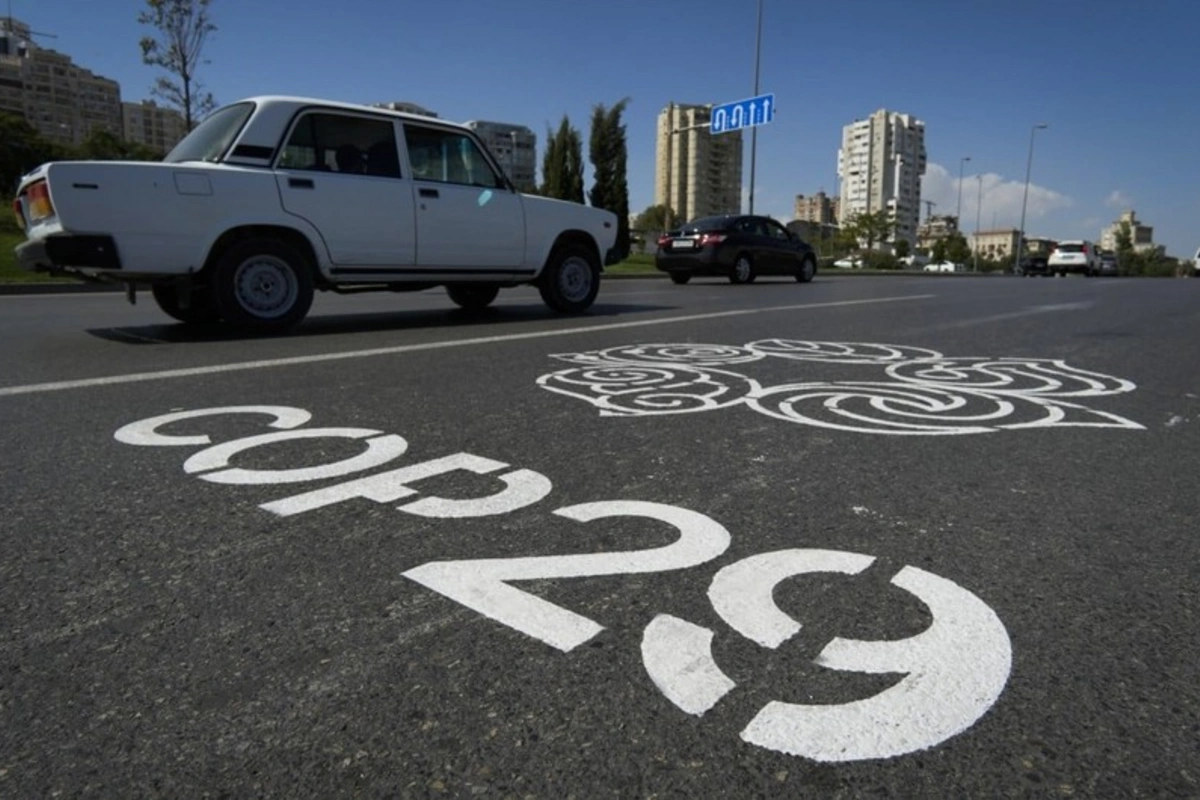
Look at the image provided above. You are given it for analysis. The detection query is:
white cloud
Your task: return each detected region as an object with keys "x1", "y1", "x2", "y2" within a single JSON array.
[
  {"x1": 920, "y1": 162, "x2": 1072, "y2": 233},
  {"x1": 1106, "y1": 189, "x2": 1132, "y2": 209}
]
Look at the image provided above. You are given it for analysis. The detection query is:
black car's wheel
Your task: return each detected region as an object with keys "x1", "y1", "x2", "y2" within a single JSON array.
[
  {"x1": 151, "y1": 281, "x2": 220, "y2": 324},
  {"x1": 539, "y1": 243, "x2": 600, "y2": 313},
  {"x1": 447, "y1": 284, "x2": 500, "y2": 310},
  {"x1": 730, "y1": 253, "x2": 755, "y2": 284},
  {"x1": 669, "y1": 273, "x2": 691, "y2": 285},
  {"x1": 212, "y1": 237, "x2": 315, "y2": 332},
  {"x1": 796, "y1": 255, "x2": 816, "y2": 283}
]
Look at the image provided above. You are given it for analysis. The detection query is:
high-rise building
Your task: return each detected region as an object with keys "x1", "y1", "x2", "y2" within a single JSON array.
[
  {"x1": 0, "y1": 17, "x2": 121, "y2": 146},
  {"x1": 122, "y1": 100, "x2": 187, "y2": 154},
  {"x1": 655, "y1": 102, "x2": 743, "y2": 223},
  {"x1": 837, "y1": 108, "x2": 926, "y2": 246},
  {"x1": 794, "y1": 191, "x2": 839, "y2": 224},
  {"x1": 464, "y1": 120, "x2": 537, "y2": 192}
]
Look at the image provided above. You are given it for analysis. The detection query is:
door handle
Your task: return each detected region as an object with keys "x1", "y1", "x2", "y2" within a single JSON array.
[
  {"x1": 419, "y1": 187, "x2": 440, "y2": 198},
  {"x1": 288, "y1": 177, "x2": 315, "y2": 189}
]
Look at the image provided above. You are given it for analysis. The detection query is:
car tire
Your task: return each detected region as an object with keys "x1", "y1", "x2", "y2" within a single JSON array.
[
  {"x1": 669, "y1": 273, "x2": 691, "y2": 285},
  {"x1": 730, "y1": 253, "x2": 755, "y2": 284},
  {"x1": 539, "y1": 243, "x2": 600, "y2": 313},
  {"x1": 796, "y1": 255, "x2": 816, "y2": 283},
  {"x1": 447, "y1": 284, "x2": 500, "y2": 310},
  {"x1": 151, "y1": 281, "x2": 220, "y2": 324},
  {"x1": 212, "y1": 237, "x2": 315, "y2": 332}
]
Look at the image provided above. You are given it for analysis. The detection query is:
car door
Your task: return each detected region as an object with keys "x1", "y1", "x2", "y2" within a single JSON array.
[
  {"x1": 274, "y1": 110, "x2": 416, "y2": 269},
  {"x1": 762, "y1": 218, "x2": 799, "y2": 274},
  {"x1": 402, "y1": 123, "x2": 525, "y2": 270}
]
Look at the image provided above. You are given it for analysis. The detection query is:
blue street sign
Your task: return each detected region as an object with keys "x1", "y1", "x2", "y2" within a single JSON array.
[{"x1": 710, "y1": 92, "x2": 775, "y2": 134}]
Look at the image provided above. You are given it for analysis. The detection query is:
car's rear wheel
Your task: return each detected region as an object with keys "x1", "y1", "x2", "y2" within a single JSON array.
[
  {"x1": 213, "y1": 238, "x2": 314, "y2": 332},
  {"x1": 730, "y1": 254, "x2": 755, "y2": 284},
  {"x1": 539, "y1": 243, "x2": 600, "y2": 313},
  {"x1": 447, "y1": 284, "x2": 500, "y2": 310},
  {"x1": 151, "y1": 281, "x2": 220, "y2": 324},
  {"x1": 669, "y1": 273, "x2": 691, "y2": 285},
  {"x1": 796, "y1": 255, "x2": 816, "y2": 283}
]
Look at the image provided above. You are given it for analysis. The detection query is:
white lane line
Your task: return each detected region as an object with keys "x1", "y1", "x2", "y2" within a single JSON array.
[
  {"x1": 0, "y1": 294, "x2": 934, "y2": 398},
  {"x1": 922, "y1": 301, "x2": 1093, "y2": 331}
]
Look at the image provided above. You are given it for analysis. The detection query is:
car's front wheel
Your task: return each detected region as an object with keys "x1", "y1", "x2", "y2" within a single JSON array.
[
  {"x1": 796, "y1": 255, "x2": 816, "y2": 283},
  {"x1": 212, "y1": 238, "x2": 315, "y2": 332},
  {"x1": 151, "y1": 281, "x2": 220, "y2": 324},
  {"x1": 669, "y1": 273, "x2": 691, "y2": 285},
  {"x1": 730, "y1": 254, "x2": 755, "y2": 284},
  {"x1": 447, "y1": 284, "x2": 500, "y2": 310},
  {"x1": 539, "y1": 243, "x2": 600, "y2": 313}
]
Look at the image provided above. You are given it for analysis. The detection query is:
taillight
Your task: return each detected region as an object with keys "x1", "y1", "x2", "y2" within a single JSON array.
[
  {"x1": 11, "y1": 197, "x2": 23, "y2": 231},
  {"x1": 699, "y1": 233, "x2": 727, "y2": 246},
  {"x1": 27, "y1": 180, "x2": 54, "y2": 222},
  {"x1": 1081, "y1": 244, "x2": 1088, "y2": 254},
  {"x1": 657, "y1": 234, "x2": 673, "y2": 247}
]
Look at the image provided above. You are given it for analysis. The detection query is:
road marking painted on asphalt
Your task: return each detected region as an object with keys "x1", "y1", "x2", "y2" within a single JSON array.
[
  {"x1": 920, "y1": 301, "x2": 1093, "y2": 331},
  {"x1": 0, "y1": 294, "x2": 934, "y2": 398}
]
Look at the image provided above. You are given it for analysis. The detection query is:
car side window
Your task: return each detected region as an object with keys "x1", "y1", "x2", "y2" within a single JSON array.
[
  {"x1": 404, "y1": 125, "x2": 503, "y2": 188},
  {"x1": 765, "y1": 221, "x2": 790, "y2": 240},
  {"x1": 734, "y1": 219, "x2": 757, "y2": 235},
  {"x1": 277, "y1": 112, "x2": 402, "y2": 178}
]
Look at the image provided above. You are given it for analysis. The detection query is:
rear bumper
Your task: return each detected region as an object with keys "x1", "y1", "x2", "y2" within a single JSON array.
[
  {"x1": 16, "y1": 234, "x2": 122, "y2": 273},
  {"x1": 655, "y1": 247, "x2": 732, "y2": 274}
]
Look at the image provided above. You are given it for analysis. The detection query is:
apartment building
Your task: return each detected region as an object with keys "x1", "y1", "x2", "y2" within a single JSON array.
[
  {"x1": 464, "y1": 120, "x2": 537, "y2": 192},
  {"x1": 122, "y1": 100, "x2": 186, "y2": 154},
  {"x1": 793, "y1": 191, "x2": 839, "y2": 224},
  {"x1": 1100, "y1": 209, "x2": 1154, "y2": 253},
  {"x1": 655, "y1": 102, "x2": 743, "y2": 223},
  {"x1": 837, "y1": 108, "x2": 926, "y2": 246},
  {"x1": 0, "y1": 17, "x2": 120, "y2": 146},
  {"x1": 916, "y1": 214, "x2": 959, "y2": 250}
]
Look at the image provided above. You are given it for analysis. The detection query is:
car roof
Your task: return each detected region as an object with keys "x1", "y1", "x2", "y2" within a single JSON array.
[{"x1": 234, "y1": 95, "x2": 472, "y2": 130}]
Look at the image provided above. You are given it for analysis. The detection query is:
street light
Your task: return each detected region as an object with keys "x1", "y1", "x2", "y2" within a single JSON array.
[
  {"x1": 748, "y1": 0, "x2": 763, "y2": 214},
  {"x1": 1014, "y1": 123, "x2": 1048, "y2": 274},
  {"x1": 956, "y1": 155, "x2": 971, "y2": 224}
]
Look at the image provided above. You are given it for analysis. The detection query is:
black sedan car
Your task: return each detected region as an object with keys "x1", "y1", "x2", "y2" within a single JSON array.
[{"x1": 655, "y1": 214, "x2": 817, "y2": 284}]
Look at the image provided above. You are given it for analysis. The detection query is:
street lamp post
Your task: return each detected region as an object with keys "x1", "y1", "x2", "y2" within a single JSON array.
[
  {"x1": 974, "y1": 174, "x2": 983, "y2": 272},
  {"x1": 1014, "y1": 123, "x2": 1048, "y2": 274},
  {"x1": 748, "y1": 0, "x2": 763, "y2": 214},
  {"x1": 956, "y1": 155, "x2": 971, "y2": 224}
]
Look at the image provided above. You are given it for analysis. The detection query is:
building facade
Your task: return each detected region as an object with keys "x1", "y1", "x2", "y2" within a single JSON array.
[
  {"x1": 0, "y1": 17, "x2": 121, "y2": 146},
  {"x1": 916, "y1": 214, "x2": 959, "y2": 250},
  {"x1": 793, "y1": 191, "x2": 839, "y2": 224},
  {"x1": 837, "y1": 108, "x2": 926, "y2": 246},
  {"x1": 970, "y1": 228, "x2": 1020, "y2": 261},
  {"x1": 1100, "y1": 209, "x2": 1154, "y2": 252},
  {"x1": 464, "y1": 120, "x2": 537, "y2": 192},
  {"x1": 121, "y1": 100, "x2": 186, "y2": 154},
  {"x1": 655, "y1": 102, "x2": 743, "y2": 223}
]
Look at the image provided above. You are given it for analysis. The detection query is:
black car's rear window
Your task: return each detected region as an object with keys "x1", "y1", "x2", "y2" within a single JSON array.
[{"x1": 680, "y1": 216, "x2": 733, "y2": 233}]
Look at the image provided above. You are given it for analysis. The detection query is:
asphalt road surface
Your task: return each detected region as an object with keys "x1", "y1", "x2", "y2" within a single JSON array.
[{"x1": 2, "y1": 274, "x2": 1198, "y2": 796}]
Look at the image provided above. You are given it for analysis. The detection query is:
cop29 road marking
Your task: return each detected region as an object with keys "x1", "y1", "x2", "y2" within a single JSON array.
[
  {"x1": 0, "y1": 294, "x2": 934, "y2": 398},
  {"x1": 109, "y1": 403, "x2": 1011, "y2": 763}
]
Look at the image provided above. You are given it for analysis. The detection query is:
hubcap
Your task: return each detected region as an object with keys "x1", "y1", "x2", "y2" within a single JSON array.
[
  {"x1": 735, "y1": 258, "x2": 751, "y2": 282},
  {"x1": 558, "y1": 256, "x2": 593, "y2": 303},
  {"x1": 233, "y1": 255, "x2": 298, "y2": 319},
  {"x1": 802, "y1": 260, "x2": 814, "y2": 280}
]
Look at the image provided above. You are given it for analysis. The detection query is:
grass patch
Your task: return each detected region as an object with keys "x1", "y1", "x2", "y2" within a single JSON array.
[{"x1": 607, "y1": 252, "x2": 658, "y2": 275}]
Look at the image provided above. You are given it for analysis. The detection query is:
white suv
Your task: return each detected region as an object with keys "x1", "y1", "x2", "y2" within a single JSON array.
[
  {"x1": 1047, "y1": 240, "x2": 1100, "y2": 276},
  {"x1": 14, "y1": 96, "x2": 619, "y2": 331}
]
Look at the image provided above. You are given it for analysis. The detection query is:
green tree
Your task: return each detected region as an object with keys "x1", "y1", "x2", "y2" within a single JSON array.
[
  {"x1": 0, "y1": 113, "x2": 64, "y2": 194},
  {"x1": 139, "y1": 0, "x2": 217, "y2": 130},
  {"x1": 931, "y1": 238, "x2": 948, "y2": 263},
  {"x1": 1114, "y1": 221, "x2": 1136, "y2": 274},
  {"x1": 844, "y1": 210, "x2": 894, "y2": 252},
  {"x1": 588, "y1": 98, "x2": 631, "y2": 259},
  {"x1": 945, "y1": 233, "x2": 971, "y2": 264},
  {"x1": 633, "y1": 204, "x2": 678, "y2": 232},
  {"x1": 894, "y1": 238, "x2": 911, "y2": 259},
  {"x1": 539, "y1": 116, "x2": 584, "y2": 203},
  {"x1": 75, "y1": 129, "x2": 163, "y2": 161}
]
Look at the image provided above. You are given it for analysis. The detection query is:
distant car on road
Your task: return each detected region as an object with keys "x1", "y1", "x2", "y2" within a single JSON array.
[
  {"x1": 1096, "y1": 251, "x2": 1119, "y2": 276},
  {"x1": 1016, "y1": 255, "x2": 1052, "y2": 276},
  {"x1": 655, "y1": 214, "x2": 817, "y2": 284},
  {"x1": 1048, "y1": 240, "x2": 1100, "y2": 276},
  {"x1": 899, "y1": 253, "x2": 930, "y2": 268},
  {"x1": 1193, "y1": 246, "x2": 1200, "y2": 275},
  {"x1": 833, "y1": 256, "x2": 864, "y2": 269},
  {"x1": 923, "y1": 261, "x2": 964, "y2": 273}
]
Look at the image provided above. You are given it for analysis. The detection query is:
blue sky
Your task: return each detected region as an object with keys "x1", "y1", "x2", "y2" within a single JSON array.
[{"x1": 21, "y1": 0, "x2": 1200, "y2": 257}]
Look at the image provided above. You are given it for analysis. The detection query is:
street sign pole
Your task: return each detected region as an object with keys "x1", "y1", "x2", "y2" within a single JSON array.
[{"x1": 749, "y1": 0, "x2": 762, "y2": 214}]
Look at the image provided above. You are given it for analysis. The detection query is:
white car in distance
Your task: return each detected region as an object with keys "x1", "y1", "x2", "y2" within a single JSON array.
[{"x1": 14, "y1": 96, "x2": 619, "y2": 331}]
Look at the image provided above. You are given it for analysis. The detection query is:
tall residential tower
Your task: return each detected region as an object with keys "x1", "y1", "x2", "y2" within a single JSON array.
[
  {"x1": 837, "y1": 109, "x2": 926, "y2": 246},
  {"x1": 655, "y1": 102, "x2": 743, "y2": 224}
]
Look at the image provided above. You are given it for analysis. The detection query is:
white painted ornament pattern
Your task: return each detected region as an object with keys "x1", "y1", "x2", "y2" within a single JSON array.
[{"x1": 537, "y1": 340, "x2": 1143, "y2": 435}]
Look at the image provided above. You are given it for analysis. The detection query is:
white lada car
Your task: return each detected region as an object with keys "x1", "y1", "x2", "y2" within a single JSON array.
[{"x1": 14, "y1": 96, "x2": 619, "y2": 331}]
